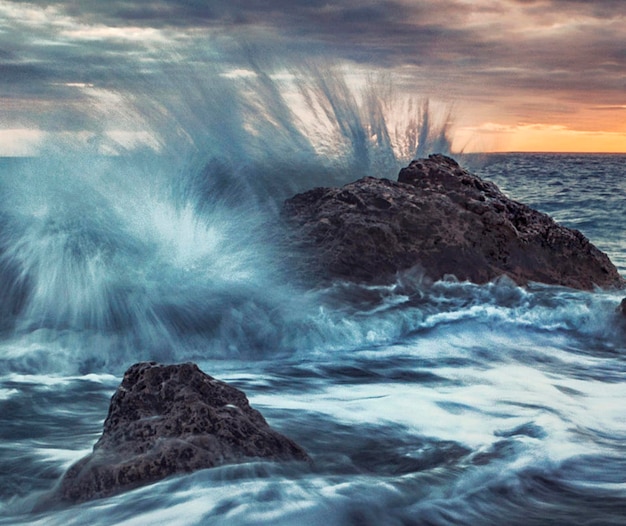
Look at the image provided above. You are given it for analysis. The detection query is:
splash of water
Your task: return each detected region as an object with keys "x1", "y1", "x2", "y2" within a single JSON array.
[{"x1": 0, "y1": 58, "x2": 455, "y2": 374}]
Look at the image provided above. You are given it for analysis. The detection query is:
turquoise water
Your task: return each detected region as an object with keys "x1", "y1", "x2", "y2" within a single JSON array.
[{"x1": 1, "y1": 150, "x2": 625, "y2": 525}]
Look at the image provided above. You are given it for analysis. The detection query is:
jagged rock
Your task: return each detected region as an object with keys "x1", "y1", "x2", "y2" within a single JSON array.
[
  {"x1": 52, "y1": 362, "x2": 309, "y2": 503},
  {"x1": 283, "y1": 154, "x2": 624, "y2": 290}
]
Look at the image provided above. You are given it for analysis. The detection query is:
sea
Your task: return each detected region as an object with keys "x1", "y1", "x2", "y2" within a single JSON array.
[{"x1": 1, "y1": 73, "x2": 626, "y2": 525}]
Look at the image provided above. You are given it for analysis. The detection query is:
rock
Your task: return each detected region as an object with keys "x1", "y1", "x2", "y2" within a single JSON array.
[
  {"x1": 53, "y1": 362, "x2": 309, "y2": 503},
  {"x1": 283, "y1": 154, "x2": 624, "y2": 290}
]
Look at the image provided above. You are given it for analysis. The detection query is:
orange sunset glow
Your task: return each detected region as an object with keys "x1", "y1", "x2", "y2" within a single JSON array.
[{"x1": 455, "y1": 123, "x2": 626, "y2": 154}]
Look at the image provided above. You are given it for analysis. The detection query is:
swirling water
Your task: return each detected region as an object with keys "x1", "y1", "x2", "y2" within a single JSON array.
[{"x1": 1, "y1": 72, "x2": 626, "y2": 524}]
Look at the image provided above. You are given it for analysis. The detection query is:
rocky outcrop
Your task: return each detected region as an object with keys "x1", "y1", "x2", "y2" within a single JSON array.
[
  {"x1": 53, "y1": 362, "x2": 308, "y2": 503},
  {"x1": 283, "y1": 154, "x2": 623, "y2": 290}
]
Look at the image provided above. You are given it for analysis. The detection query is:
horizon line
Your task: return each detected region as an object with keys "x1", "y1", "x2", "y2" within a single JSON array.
[{"x1": 2, "y1": 151, "x2": 626, "y2": 160}]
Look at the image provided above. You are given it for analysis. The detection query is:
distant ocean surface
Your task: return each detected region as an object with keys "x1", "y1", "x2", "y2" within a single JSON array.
[{"x1": 1, "y1": 152, "x2": 626, "y2": 525}]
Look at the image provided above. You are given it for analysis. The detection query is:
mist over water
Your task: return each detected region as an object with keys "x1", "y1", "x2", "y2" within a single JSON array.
[
  {"x1": 0, "y1": 58, "x2": 455, "y2": 375},
  {"x1": 2, "y1": 55, "x2": 626, "y2": 525},
  {"x1": 0, "y1": 58, "x2": 455, "y2": 521}
]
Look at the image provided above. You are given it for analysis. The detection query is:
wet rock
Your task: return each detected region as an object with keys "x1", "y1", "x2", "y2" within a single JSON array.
[
  {"x1": 283, "y1": 154, "x2": 624, "y2": 290},
  {"x1": 53, "y1": 362, "x2": 309, "y2": 503}
]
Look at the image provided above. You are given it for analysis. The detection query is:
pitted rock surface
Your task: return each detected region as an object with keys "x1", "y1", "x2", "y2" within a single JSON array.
[
  {"x1": 283, "y1": 154, "x2": 623, "y2": 290},
  {"x1": 55, "y1": 362, "x2": 308, "y2": 503}
]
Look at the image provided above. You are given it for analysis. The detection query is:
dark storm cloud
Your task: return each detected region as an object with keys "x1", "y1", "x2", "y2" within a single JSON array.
[
  {"x1": 153, "y1": 0, "x2": 624, "y2": 107},
  {"x1": 514, "y1": 0, "x2": 625, "y2": 16},
  {"x1": 2, "y1": 0, "x2": 622, "y2": 77},
  {"x1": 62, "y1": 0, "x2": 227, "y2": 26},
  {"x1": 59, "y1": 0, "x2": 416, "y2": 29},
  {"x1": 0, "y1": 0, "x2": 624, "y2": 134}
]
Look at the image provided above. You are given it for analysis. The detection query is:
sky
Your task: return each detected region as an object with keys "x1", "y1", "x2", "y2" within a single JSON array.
[{"x1": 1, "y1": 0, "x2": 625, "y2": 155}]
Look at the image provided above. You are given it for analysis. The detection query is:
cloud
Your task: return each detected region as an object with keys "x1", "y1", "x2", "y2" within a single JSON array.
[
  {"x1": 0, "y1": 0, "x2": 624, "y2": 152},
  {"x1": 591, "y1": 105, "x2": 626, "y2": 111},
  {"x1": 60, "y1": 24, "x2": 170, "y2": 44},
  {"x1": 2, "y1": 0, "x2": 624, "y2": 93}
]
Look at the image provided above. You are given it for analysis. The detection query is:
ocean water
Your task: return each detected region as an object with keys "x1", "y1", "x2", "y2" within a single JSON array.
[{"x1": 1, "y1": 71, "x2": 626, "y2": 525}]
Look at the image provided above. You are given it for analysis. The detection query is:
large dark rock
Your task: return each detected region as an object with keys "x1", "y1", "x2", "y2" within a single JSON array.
[
  {"x1": 283, "y1": 154, "x2": 624, "y2": 290},
  {"x1": 53, "y1": 362, "x2": 309, "y2": 503}
]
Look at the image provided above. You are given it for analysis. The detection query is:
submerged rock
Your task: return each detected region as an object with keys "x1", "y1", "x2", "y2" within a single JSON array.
[
  {"x1": 52, "y1": 362, "x2": 308, "y2": 503},
  {"x1": 283, "y1": 154, "x2": 624, "y2": 290}
]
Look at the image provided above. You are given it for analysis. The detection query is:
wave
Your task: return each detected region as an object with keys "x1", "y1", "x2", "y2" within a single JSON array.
[
  {"x1": 0, "y1": 60, "x2": 623, "y2": 377},
  {"x1": 0, "y1": 58, "x2": 459, "y2": 374},
  {"x1": 0, "y1": 252, "x2": 623, "y2": 376}
]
